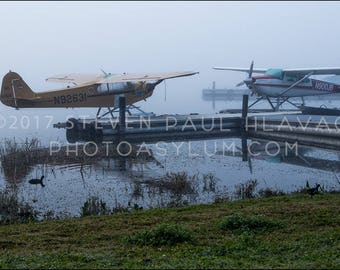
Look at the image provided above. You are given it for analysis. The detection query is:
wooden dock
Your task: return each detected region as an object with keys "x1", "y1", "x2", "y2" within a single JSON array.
[
  {"x1": 54, "y1": 113, "x2": 242, "y2": 144},
  {"x1": 246, "y1": 114, "x2": 340, "y2": 150},
  {"x1": 53, "y1": 96, "x2": 340, "y2": 151}
]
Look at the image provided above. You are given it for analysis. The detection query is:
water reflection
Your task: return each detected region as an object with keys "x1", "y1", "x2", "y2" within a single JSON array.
[
  {"x1": 245, "y1": 139, "x2": 340, "y2": 173},
  {"x1": 0, "y1": 137, "x2": 339, "y2": 218},
  {"x1": 0, "y1": 139, "x2": 160, "y2": 186}
]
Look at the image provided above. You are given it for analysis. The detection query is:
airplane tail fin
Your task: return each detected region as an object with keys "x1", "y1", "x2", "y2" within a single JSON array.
[{"x1": 1, "y1": 71, "x2": 35, "y2": 107}]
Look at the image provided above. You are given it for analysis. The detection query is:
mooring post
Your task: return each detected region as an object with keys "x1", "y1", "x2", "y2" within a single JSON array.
[
  {"x1": 212, "y1": 81, "x2": 216, "y2": 110},
  {"x1": 119, "y1": 95, "x2": 126, "y2": 135},
  {"x1": 241, "y1": 95, "x2": 249, "y2": 162},
  {"x1": 242, "y1": 94, "x2": 249, "y2": 121},
  {"x1": 118, "y1": 95, "x2": 127, "y2": 171}
]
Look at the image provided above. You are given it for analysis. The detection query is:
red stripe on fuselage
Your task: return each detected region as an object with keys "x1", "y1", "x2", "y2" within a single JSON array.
[
  {"x1": 254, "y1": 77, "x2": 340, "y2": 92},
  {"x1": 254, "y1": 83, "x2": 313, "y2": 90},
  {"x1": 253, "y1": 75, "x2": 274, "y2": 80}
]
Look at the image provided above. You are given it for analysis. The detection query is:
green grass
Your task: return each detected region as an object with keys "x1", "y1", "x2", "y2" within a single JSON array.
[
  {"x1": 0, "y1": 193, "x2": 339, "y2": 268},
  {"x1": 126, "y1": 223, "x2": 193, "y2": 246},
  {"x1": 219, "y1": 214, "x2": 283, "y2": 232}
]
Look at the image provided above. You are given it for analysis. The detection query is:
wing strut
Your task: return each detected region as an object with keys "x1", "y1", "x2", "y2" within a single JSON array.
[
  {"x1": 96, "y1": 107, "x2": 102, "y2": 118},
  {"x1": 248, "y1": 97, "x2": 264, "y2": 109},
  {"x1": 278, "y1": 71, "x2": 314, "y2": 97}
]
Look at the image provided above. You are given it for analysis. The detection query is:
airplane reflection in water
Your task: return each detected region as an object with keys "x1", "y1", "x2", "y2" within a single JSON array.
[
  {"x1": 1, "y1": 137, "x2": 339, "y2": 218},
  {"x1": 0, "y1": 143, "x2": 162, "y2": 186},
  {"x1": 219, "y1": 138, "x2": 340, "y2": 174},
  {"x1": 1, "y1": 137, "x2": 340, "y2": 188}
]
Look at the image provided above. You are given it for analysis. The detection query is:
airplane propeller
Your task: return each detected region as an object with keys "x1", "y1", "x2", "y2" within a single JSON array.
[
  {"x1": 236, "y1": 60, "x2": 255, "y2": 87},
  {"x1": 236, "y1": 81, "x2": 246, "y2": 87}
]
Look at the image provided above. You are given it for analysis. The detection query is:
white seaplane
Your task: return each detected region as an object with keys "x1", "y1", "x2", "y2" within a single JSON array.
[{"x1": 213, "y1": 61, "x2": 340, "y2": 111}]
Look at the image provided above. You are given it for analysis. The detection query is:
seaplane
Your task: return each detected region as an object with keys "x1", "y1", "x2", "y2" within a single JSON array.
[
  {"x1": 0, "y1": 70, "x2": 198, "y2": 118},
  {"x1": 213, "y1": 61, "x2": 340, "y2": 111}
]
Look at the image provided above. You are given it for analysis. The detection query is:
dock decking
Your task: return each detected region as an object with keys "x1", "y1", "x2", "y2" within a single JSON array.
[{"x1": 53, "y1": 96, "x2": 340, "y2": 151}]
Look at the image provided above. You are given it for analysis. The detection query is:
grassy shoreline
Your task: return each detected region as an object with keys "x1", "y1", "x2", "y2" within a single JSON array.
[{"x1": 0, "y1": 193, "x2": 339, "y2": 268}]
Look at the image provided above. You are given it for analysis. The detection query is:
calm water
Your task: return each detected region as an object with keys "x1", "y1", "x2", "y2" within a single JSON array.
[
  {"x1": 0, "y1": 138, "x2": 339, "y2": 218},
  {"x1": 0, "y1": 98, "x2": 339, "y2": 218}
]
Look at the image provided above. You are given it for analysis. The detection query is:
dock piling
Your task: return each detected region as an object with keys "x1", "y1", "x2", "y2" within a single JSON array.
[
  {"x1": 118, "y1": 95, "x2": 127, "y2": 171},
  {"x1": 241, "y1": 95, "x2": 249, "y2": 162},
  {"x1": 119, "y1": 95, "x2": 126, "y2": 135},
  {"x1": 241, "y1": 94, "x2": 249, "y2": 120}
]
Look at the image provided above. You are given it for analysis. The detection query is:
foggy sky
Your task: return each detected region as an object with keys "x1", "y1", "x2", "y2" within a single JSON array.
[{"x1": 1, "y1": 1, "x2": 340, "y2": 118}]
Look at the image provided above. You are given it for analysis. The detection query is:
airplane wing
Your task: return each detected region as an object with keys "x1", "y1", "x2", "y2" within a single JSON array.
[
  {"x1": 99, "y1": 71, "x2": 198, "y2": 84},
  {"x1": 213, "y1": 67, "x2": 267, "y2": 73},
  {"x1": 283, "y1": 67, "x2": 340, "y2": 76},
  {"x1": 45, "y1": 73, "x2": 104, "y2": 85}
]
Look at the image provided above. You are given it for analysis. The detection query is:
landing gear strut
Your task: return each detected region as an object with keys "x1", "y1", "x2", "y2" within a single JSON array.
[
  {"x1": 96, "y1": 104, "x2": 155, "y2": 119},
  {"x1": 248, "y1": 96, "x2": 304, "y2": 112}
]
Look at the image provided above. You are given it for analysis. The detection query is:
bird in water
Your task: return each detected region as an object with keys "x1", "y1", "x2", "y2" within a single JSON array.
[
  {"x1": 306, "y1": 183, "x2": 321, "y2": 197},
  {"x1": 29, "y1": 176, "x2": 45, "y2": 187}
]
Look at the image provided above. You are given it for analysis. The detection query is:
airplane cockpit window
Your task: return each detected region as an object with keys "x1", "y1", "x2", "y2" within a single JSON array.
[
  {"x1": 111, "y1": 82, "x2": 127, "y2": 90},
  {"x1": 98, "y1": 83, "x2": 109, "y2": 92},
  {"x1": 97, "y1": 82, "x2": 132, "y2": 93},
  {"x1": 265, "y1": 69, "x2": 283, "y2": 79},
  {"x1": 283, "y1": 74, "x2": 311, "y2": 84},
  {"x1": 284, "y1": 74, "x2": 299, "y2": 82},
  {"x1": 301, "y1": 77, "x2": 311, "y2": 84}
]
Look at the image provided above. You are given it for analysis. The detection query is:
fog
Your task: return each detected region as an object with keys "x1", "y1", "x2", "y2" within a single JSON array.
[
  {"x1": 0, "y1": 2, "x2": 340, "y2": 216},
  {"x1": 1, "y1": 1, "x2": 340, "y2": 124}
]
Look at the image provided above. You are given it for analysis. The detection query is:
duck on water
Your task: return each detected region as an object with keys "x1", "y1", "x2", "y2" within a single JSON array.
[{"x1": 28, "y1": 176, "x2": 45, "y2": 187}]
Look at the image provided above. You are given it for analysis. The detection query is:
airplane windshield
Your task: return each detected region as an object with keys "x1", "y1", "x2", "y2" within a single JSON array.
[
  {"x1": 98, "y1": 82, "x2": 132, "y2": 93},
  {"x1": 265, "y1": 69, "x2": 283, "y2": 79}
]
